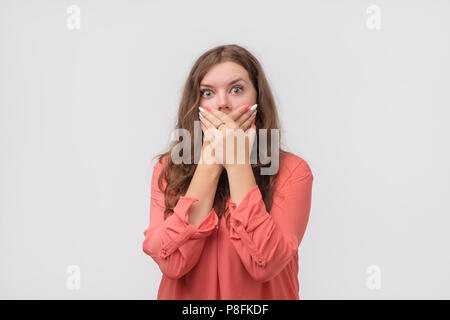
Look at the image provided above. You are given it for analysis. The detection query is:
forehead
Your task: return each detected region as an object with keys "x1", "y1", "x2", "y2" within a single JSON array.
[{"x1": 200, "y1": 61, "x2": 249, "y2": 86}]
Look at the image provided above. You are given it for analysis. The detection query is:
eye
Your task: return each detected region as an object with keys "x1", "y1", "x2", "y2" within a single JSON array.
[
  {"x1": 231, "y1": 86, "x2": 243, "y2": 94},
  {"x1": 200, "y1": 89, "x2": 212, "y2": 97},
  {"x1": 200, "y1": 86, "x2": 243, "y2": 97}
]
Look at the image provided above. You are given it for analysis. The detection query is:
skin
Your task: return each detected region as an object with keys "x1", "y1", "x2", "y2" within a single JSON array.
[{"x1": 185, "y1": 61, "x2": 258, "y2": 227}]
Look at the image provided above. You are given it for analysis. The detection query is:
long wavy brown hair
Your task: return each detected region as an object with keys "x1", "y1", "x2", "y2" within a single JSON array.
[{"x1": 154, "y1": 44, "x2": 287, "y2": 229}]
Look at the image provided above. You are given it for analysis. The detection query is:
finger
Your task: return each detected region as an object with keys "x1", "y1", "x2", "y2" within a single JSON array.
[
  {"x1": 199, "y1": 106, "x2": 223, "y2": 128},
  {"x1": 229, "y1": 104, "x2": 251, "y2": 122},
  {"x1": 236, "y1": 109, "x2": 256, "y2": 128},
  {"x1": 246, "y1": 122, "x2": 257, "y2": 150},
  {"x1": 248, "y1": 121, "x2": 256, "y2": 134},
  {"x1": 233, "y1": 103, "x2": 257, "y2": 127},
  {"x1": 200, "y1": 118, "x2": 208, "y2": 133},
  {"x1": 240, "y1": 110, "x2": 257, "y2": 131},
  {"x1": 200, "y1": 112, "x2": 214, "y2": 129},
  {"x1": 246, "y1": 121, "x2": 256, "y2": 137},
  {"x1": 205, "y1": 108, "x2": 234, "y2": 128},
  {"x1": 200, "y1": 114, "x2": 219, "y2": 139},
  {"x1": 201, "y1": 123, "x2": 208, "y2": 140}
]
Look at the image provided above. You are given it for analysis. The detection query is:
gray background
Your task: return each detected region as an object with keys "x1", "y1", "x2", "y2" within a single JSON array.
[{"x1": 1, "y1": 0, "x2": 449, "y2": 299}]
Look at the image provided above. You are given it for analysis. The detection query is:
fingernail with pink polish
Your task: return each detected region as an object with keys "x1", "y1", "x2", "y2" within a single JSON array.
[{"x1": 243, "y1": 104, "x2": 251, "y2": 111}]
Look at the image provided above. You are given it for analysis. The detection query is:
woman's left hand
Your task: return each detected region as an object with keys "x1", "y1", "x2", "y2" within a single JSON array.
[{"x1": 199, "y1": 104, "x2": 257, "y2": 171}]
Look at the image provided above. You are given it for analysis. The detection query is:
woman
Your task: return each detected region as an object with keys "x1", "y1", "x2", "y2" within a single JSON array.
[{"x1": 142, "y1": 44, "x2": 314, "y2": 300}]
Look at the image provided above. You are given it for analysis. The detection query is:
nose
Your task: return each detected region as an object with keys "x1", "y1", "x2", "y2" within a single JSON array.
[
  {"x1": 218, "y1": 105, "x2": 232, "y2": 113},
  {"x1": 217, "y1": 94, "x2": 231, "y2": 113}
]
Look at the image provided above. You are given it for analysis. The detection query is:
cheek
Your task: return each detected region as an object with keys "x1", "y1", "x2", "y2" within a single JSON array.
[{"x1": 240, "y1": 90, "x2": 256, "y2": 102}]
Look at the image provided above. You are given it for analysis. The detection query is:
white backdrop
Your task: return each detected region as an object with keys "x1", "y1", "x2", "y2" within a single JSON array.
[{"x1": 1, "y1": 0, "x2": 449, "y2": 299}]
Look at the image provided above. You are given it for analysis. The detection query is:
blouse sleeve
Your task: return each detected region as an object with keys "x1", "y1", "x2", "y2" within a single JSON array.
[
  {"x1": 228, "y1": 159, "x2": 313, "y2": 282},
  {"x1": 142, "y1": 159, "x2": 219, "y2": 280}
]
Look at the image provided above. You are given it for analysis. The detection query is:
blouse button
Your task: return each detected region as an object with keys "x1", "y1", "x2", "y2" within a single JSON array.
[
  {"x1": 231, "y1": 203, "x2": 236, "y2": 209},
  {"x1": 215, "y1": 225, "x2": 219, "y2": 229},
  {"x1": 162, "y1": 249, "x2": 167, "y2": 254},
  {"x1": 258, "y1": 258, "x2": 262, "y2": 263}
]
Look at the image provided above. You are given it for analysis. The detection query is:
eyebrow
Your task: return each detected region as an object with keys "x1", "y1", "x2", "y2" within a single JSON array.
[{"x1": 200, "y1": 78, "x2": 247, "y2": 88}]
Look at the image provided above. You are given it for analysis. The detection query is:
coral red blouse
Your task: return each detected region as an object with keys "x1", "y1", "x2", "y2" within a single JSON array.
[{"x1": 142, "y1": 152, "x2": 313, "y2": 300}]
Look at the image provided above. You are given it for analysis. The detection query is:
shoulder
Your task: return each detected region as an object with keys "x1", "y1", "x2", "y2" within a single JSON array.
[
  {"x1": 151, "y1": 153, "x2": 171, "y2": 185},
  {"x1": 279, "y1": 151, "x2": 313, "y2": 176},
  {"x1": 274, "y1": 151, "x2": 313, "y2": 188},
  {"x1": 152, "y1": 153, "x2": 170, "y2": 171},
  {"x1": 150, "y1": 153, "x2": 172, "y2": 192}
]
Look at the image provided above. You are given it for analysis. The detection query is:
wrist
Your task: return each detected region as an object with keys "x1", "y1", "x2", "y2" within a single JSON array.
[
  {"x1": 197, "y1": 162, "x2": 223, "y2": 180},
  {"x1": 225, "y1": 162, "x2": 252, "y2": 175},
  {"x1": 226, "y1": 163, "x2": 257, "y2": 205}
]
